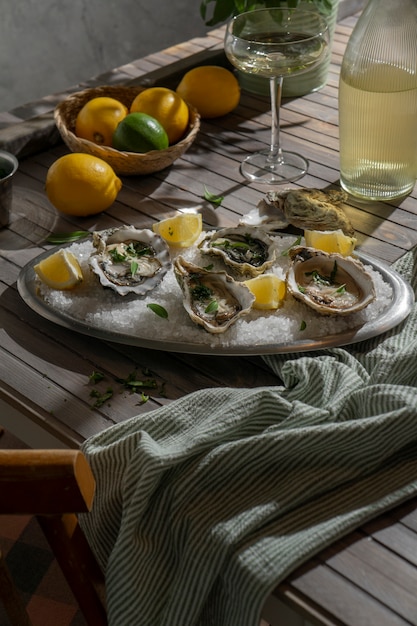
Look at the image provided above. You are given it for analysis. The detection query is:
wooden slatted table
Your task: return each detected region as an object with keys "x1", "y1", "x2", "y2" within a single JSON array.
[{"x1": 1, "y1": 10, "x2": 416, "y2": 626}]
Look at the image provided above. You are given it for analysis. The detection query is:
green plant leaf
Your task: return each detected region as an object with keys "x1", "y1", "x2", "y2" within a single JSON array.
[
  {"x1": 203, "y1": 185, "x2": 224, "y2": 206},
  {"x1": 202, "y1": 0, "x2": 333, "y2": 26},
  {"x1": 46, "y1": 231, "x2": 89, "y2": 244},
  {"x1": 89, "y1": 371, "x2": 104, "y2": 384},
  {"x1": 281, "y1": 235, "x2": 302, "y2": 256},
  {"x1": 205, "y1": 300, "x2": 219, "y2": 314},
  {"x1": 147, "y1": 303, "x2": 168, "y2": 319}
]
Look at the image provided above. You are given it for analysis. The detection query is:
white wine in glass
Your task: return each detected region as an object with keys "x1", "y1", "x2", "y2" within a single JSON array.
[{"x1": 224, "y1": 8, "x2": 329, "y2": 184}]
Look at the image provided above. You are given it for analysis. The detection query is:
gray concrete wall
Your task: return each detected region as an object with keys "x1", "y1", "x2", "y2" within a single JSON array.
[
  {"x1": 0, "y1": 0, "x2": 364, "y2": 113},
  {"x1": 0, "y1": 0, "x2": 208, "y2": 112}
]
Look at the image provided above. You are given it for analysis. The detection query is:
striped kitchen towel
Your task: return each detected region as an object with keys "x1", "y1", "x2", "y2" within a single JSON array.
[{"x1": 80, "y1": 246, "x2": 417, "y2": 626}]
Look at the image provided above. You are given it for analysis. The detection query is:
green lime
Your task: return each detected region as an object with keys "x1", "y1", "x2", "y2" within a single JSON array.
[{"x1": 112, "y1": 112, "x2": 169, "y2": 153}]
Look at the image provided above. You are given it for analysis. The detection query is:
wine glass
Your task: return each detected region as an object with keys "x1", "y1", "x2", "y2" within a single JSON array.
[{"x1": 224, "y1": 7, "x2": 329, "y2": 184}]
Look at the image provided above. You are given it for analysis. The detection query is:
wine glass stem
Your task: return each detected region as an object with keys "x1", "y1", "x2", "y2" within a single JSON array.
[{"x1": 267, "y1": 75, "x2": 284, "y2": 165}]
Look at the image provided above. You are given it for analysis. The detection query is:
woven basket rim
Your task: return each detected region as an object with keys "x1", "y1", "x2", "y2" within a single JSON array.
[{"x1": 53, "y1": 85, "x2": 200, "y2": 174}]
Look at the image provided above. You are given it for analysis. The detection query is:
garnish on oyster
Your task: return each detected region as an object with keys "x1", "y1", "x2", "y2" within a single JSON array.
[
  {"x1": 198, "y1": 226, "x2": 276, "y2": 277},
  {"x1": 174, "y1": 256, "x2": 254, "y2": 334},
  {"x1": 286, "y1": 246, "x2": 375, "y2": 316},
  {"x1": 240, "y1": 187, "x2": 354, "y2": 236},
  {"x1": 89, "y1": 225, "x2": 171, "y2": 296}
]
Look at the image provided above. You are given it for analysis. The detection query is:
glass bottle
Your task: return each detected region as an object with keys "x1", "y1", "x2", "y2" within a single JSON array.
[{"x1": 338, "y1": 0, "x2": 417, "y2": 201}]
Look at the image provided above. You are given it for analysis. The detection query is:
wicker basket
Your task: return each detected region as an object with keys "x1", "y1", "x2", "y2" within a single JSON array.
[{"x1": 54, "y1": 85, "x2": 200, "y2": 176}]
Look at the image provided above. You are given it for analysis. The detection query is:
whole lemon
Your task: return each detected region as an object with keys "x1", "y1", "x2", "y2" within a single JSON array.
[
  {"x1": 176, "y1": 66, "x2": 240, "y2": 118},
  {"x1": 112, "y1": 112, "x2": 169, "y2": 153},
  {"x1": 75, "y1": 97, "x2": 128, "y2": 146},
  {"x1": 45, "y1": 153, "x2": 122, "y2": 217},
  {"x1": 130, "y1": 87, "x2": 189, "y2": 144}
]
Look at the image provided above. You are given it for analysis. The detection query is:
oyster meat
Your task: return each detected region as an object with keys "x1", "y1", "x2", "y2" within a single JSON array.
[
  {"x1": 241, "y1": 188, "x2": 354, "y2": 236},
  {"x1": 198, "y1": 226, "x2": 276, "y2": 277},
  {"x1": 89, "y1": 225, "x2": 171, "y2": 296},
  {"x1": 286, "y1": 246, "x2": 375, "y2": 316},
  {"x1": 174, "y1": 256, "x2": 254, "y2": 333}
]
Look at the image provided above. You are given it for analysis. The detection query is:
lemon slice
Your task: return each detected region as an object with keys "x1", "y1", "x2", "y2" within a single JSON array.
[
  {"x1": 152, "y1": 213, "x2": 203, "y2": 248},
  {"x1": 34, "y1": 249, "x2": 83, "y2": 290},
  {"x1": 304, "y1": 229, "x2": 357, "y2": 256},
  {"x1": 244, "y1": 274, "x2": 286, "y2": 310}
]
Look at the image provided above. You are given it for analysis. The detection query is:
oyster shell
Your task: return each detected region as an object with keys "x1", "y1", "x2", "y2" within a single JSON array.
[
  {"x1": 174, "y1": 256, "x2": 254, "y2": 333},
  {"x1": 286, "y1": 246, "x2": 375, "y2": 316},
  {"x1": 241, "y1": 188, "x2": 354, "y2": 236},
  {"x1": 198, "y1": 226, "x2": 276, "y2": 277},
  {"x1": 89, "y1": 225, "x2": 171, "y2": 296}
]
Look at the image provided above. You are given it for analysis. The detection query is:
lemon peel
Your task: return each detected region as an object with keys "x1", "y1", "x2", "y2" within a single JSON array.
[
  {"x1": 244, "y1": 274, "x2": 286, "y2": 310},
  {"x1": 176, "y1": 66, "x2": 240, "y2": 118},
  {"x1": 152, "y1": 213, "x2": 203, "y2": 248},
  {"x1": 75, "y1": 96, "x2": 128, "y2": 146},
  {"x1": 45, "y1": 153, "x2": 122, "y2": 217},
  {"x1": 34, "y1": 249, "x2": 83, "y2": 290},
  {"x1": 304, "y1": 229, "x2": 357, "y2": 256},
  {"x1": 130, "y1": 87, "x2": 189, "y2": 145}
]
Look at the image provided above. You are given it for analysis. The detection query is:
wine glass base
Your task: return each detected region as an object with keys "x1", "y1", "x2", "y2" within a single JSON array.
[{"x1": 240, "y1": 150, "x2": 309, "y2": 184}]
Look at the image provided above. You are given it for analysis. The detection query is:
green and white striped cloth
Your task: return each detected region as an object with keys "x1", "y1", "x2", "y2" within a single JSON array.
[{"x1": 81, "y1": 247, "x2": 417, "y2": 626}]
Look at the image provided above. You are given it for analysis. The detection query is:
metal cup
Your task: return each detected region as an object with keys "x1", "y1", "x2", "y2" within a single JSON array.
[{"x1": 0, "y1": 150, "x2": 19, "y2": 228}]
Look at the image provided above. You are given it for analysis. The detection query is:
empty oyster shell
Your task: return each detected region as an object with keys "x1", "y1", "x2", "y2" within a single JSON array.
[
  {"x1": 174, "y1": 256, "x2": 254, "y2": 333},
  {"x1": 241, "y1": 188, "x2": 353, "y2": 236},
  {"x1": 198, "y1": 226, "x2": 276, "y2": 277},
  {"x1": 89, "y1": 225, "x2": 171, "y2": 296},
  {"x1": 286, "y1": 246, "x2": 375, "y2": 316}
]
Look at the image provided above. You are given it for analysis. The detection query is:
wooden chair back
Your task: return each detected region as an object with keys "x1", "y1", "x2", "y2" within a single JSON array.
[{"x1": 0, "y1": 449, "x2": 107, "y2": 626}]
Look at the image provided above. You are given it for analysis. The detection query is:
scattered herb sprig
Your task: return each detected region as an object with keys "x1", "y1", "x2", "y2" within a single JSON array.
[
  {"x1": 281, "y1": 235, "x2": 302, "y2": 256},
  {"x1": 147, "y1": 303, "x2": 168, "y2": 319},
  {"x1": 89, "y1": 371, "x2": 104, "y2": 384},
  {"x1": 90, "y1": 387, "x2": 113, "y2": 408},
  {"x1": 87, "y1": 368, "x2": 166, "y2": 408},
  {"x1": 116, "y1": 370, "x2": 158, "y2": 392},
  {"x1": 203, "y1": 185, "x2": 224, "y2": 206},
  {"x1": 46, "y1": 231, "x2": 90, "y2": 244}
]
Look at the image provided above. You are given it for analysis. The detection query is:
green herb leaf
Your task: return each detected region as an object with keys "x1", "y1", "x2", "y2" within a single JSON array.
[
  {"x1": 131, "y1": 260, "x2": 139, "y2": 277},
  {"x1": 116, "y1": 370, "x2": 159, "y2": 393},
  {"x1": 89, "y1": 371, "x2": 104, "y2": 384},
  {"x1": 122, "y1": 378, "x2": 158, "y2": 390},
  {"x1": 90, "y1": 387, "x2": 113, "y2": 408},
  {"x1": 191, "y1": 282, "x2": 212, "y2": 301},
  {"x1": 300, "y1": 320, "x2": 307, "y2": 331},
  {"x1": 46, "y1": 231, "x2": 90, "y2": 244},
  {"x1": 205, "y1": 299, "x2": 218, "y2": 314},
  {"x1": 203, "y1": 185, "x2": 224, "y2": 206},
  {"x1": 109, "y1": 248, "x2": 127, "y2": 263},
  {"x1": 281, "y1": 235, "x2": 302, "y2": 256},
  {"x1": 147, "y1": 303, "x2": 168, "y2": 319}
]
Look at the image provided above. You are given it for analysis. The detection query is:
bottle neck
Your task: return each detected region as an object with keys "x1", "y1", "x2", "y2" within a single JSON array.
[{"x1": 342, "y1": 0, "x2": 417, "y2": 76}]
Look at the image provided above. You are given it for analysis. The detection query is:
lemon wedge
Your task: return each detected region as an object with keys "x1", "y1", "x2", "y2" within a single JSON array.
[
  {"x1": 244, "y1": 274, "x2": 286, "y2": 310},
  {"x1": 152, "y1": 213, "x2": 202, "y2": 248},
  {"x1": 304, "y1": 229, "x2": 357, "y2": 256},
  {"x1": 34, "y1": 249, "x2": 83, "y2": 290}
]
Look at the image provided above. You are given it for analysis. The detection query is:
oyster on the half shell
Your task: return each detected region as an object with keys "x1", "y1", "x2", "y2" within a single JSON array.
[
  {"x1": 89, "y1": 225, "x2": 171, "y2": 296},
  {"x1": 286, "y1": 246, "x2": 375, "y2": 316},
  {"x1": 198, "y1": 226, "x2": 276, "y2": 277},
  {"x1": 174, "y1": 256, "x2": 254, "y2": 333}
]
